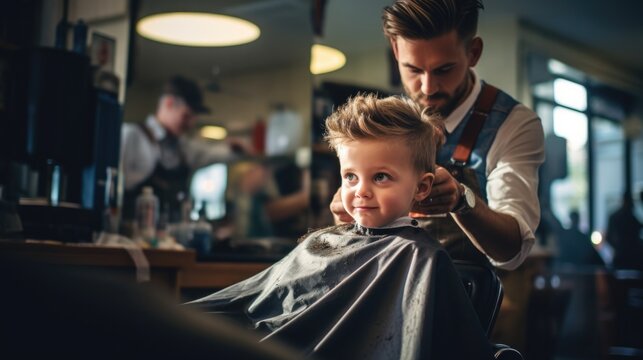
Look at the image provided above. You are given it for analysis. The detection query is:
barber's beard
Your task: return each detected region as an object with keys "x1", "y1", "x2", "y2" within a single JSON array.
[{"x1": 404, "y1": 80, "x2": 470, "y2": 118}]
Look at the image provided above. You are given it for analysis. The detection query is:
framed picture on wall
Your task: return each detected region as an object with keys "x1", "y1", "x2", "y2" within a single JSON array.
[{"x1": 90, "y1": 32, "x2": 116, "y2": 73}]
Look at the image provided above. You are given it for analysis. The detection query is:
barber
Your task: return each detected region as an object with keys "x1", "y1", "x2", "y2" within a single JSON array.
[
  {"x1": 120, "y1": 75, "x2": 239, "y2": 223},
  {"x1": 331, "y1": 0, "x2": 545, "y2": 271}
]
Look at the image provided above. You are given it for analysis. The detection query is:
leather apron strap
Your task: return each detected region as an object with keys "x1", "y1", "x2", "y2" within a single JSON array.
[
  {"x1": 422, "y1": 84, "x2": 500, "y2": 267},
  {"x1": 450, "y1": 84, "x2": 499, "y2": 167}
]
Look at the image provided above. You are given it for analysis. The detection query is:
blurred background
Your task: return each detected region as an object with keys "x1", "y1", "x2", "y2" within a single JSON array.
[{"x1": 1, "y1": 0, "x2": 642, "y2": 359}]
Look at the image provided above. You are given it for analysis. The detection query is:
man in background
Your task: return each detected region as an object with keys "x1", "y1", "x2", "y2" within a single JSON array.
[{"x1": 120, "y1": 75, "x2": 236, "y2": 224}]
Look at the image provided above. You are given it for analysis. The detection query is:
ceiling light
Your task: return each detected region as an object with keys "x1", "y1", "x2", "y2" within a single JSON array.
[
  {"x1": 200, "y1": 126, "x2": 227, "y2": 140},
  {"x1": 310, "y1": 44, "x2": 346, "y2": 75},
  {"x1": 137, "y1": 12, "x2": 260, "y2": 47}
]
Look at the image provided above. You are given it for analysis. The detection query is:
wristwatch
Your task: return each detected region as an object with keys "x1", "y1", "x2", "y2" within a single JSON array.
[{"x1": 452, "y1": 183, "x2": 476, "y2": 215}]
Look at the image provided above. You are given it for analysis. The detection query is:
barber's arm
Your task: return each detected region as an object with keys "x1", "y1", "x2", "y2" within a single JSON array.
[
  {"x1": 418, "y1": 167, "x2": 522, "y2": 262},
  {"x1": 182, "y1": 137, "x2": 255, "y2": 170},
  {"x1": 420, "y1": 109, "x2": 545, "y2": 269},
  {"x1": 264, "y1": 169, "x2": 311, "y2": 222}
]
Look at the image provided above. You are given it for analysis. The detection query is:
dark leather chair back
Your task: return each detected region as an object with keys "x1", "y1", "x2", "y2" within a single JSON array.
[
  {"x1": 453, "y1": 260, "x2": 525, "y2": 360},
  {"x1": 453, "y1": 260, "x2": 503, "y2": 336}
]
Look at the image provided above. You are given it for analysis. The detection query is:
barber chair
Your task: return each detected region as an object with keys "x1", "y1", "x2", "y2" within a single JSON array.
[{"x1": 453, "y1": 260, "x2": 524, "y2": 360}]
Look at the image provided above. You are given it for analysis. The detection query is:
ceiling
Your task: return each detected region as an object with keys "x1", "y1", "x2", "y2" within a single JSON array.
[
  {"x1": 132, "y1": 0, "x2": 313, "y2": 84},
  {"x1": 131, "y1": 0, "x2": 643, "y2": 91}
]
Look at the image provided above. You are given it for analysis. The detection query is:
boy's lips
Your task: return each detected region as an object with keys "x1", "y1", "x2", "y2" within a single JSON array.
[{"x1": 353, "y1": 206, "x2": 377, "y2": 211}]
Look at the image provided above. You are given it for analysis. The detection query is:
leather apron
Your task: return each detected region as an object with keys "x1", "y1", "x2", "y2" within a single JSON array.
[
  {"x1": 418, "y1": 84, "x2": 499, "y2": 267},
  {"x1": 122, "y1": 123, "x2": 190, "y2": 223}
]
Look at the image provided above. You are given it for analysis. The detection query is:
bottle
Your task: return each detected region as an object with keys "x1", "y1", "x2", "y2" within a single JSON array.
[
  {"x1": 252, "y1": 117, "x2": 266, "y2": 155},
  {"x1": 192, "y1": 201, "x2": 213, "y2": 257},
  {"x1": 135, "y1": 186, "x2": 159, "y2": 246},
  {"x1": 72, "y1": 19, "x2": 87, "y2": 54}
]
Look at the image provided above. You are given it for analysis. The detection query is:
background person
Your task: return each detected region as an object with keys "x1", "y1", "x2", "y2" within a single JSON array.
[
  {"x1": 606, "y1": 191, "x2": 643, "y2": 269},
  {"x1": 556, "y1": 209, "x2": 603, "y2": 267},
  {"x1": 120, "y1": 75, "x2": 243, "y2": 225}
]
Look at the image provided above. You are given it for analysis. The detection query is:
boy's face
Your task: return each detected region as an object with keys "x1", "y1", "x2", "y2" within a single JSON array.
[{"x1": 338, "y1": 138, "x2": 433, "y2": 228}]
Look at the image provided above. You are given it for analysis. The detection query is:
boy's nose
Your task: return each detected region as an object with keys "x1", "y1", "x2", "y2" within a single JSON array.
[{"x1": 355, "y1": 183, "x2": 372, "y2": 198}]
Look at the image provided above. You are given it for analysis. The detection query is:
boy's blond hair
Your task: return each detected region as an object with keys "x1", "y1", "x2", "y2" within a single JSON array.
[{"x1": 324, "y1": 93, "x2": 445, "y2": 173}]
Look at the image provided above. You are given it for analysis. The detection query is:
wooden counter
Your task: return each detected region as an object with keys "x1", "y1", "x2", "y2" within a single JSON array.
[
  {"x1": 1, "y1": 239, "x2": 196, "y2": 298},
  {"x1": 0, "y1": 239, "x2": 273, "y2": 299},
  {"x1": 181, "y1": 261, "x2": 271, "y2": 289}
]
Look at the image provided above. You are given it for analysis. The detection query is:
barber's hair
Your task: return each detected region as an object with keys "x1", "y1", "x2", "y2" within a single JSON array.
[
  {"x1": 382, "y1": 0, "x2": 484, "y2": 42},
  {"x1": 324, "y1": 93, "x2": 445, "y2": 173}
]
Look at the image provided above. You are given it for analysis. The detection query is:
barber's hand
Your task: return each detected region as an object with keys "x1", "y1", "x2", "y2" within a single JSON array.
[
  {"x1": 330, "y1": 187, "x2": 354, "y2": 224},
  {"x1": 412, "y1": 166, "x2": 462, "y2": 215}
]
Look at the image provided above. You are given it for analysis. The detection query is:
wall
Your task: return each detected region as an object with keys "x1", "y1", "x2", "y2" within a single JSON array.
[
  {"x1": 38, "y1": 0, "x2": 130, "y2": 103},
  {"x1": 477, "y1": 15, "x2": 520, "y2": 99},
  {"x1": 315, "y1": 13, "x2": 522, "y2": 100},
  {"x1": 315, "y1": 47, "x2": 391, "y2": 92}
]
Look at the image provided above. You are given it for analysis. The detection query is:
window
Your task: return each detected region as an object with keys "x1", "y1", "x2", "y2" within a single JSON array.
[{"x1": 529, "y1": 54, "x2": 635, "y2": 246}]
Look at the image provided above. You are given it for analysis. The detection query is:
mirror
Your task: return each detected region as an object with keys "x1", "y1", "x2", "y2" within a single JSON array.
[
  {"x1": 122, "y1": 0, "x2": 313, "y2": 253},
  {"x1": 310, "y1": 0, "x2": 400, "y2": 228}
]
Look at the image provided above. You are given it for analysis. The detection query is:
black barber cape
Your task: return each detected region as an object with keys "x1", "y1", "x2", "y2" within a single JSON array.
[{"x1": 189, "y1": 221, "x2": 494, "y2": 360}]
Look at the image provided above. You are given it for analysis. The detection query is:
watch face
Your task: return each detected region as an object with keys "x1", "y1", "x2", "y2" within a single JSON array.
[
  {"x1": 453, "y1": 184, "x2": 475, "y2": 214},
  {"x1": 464, "y1": 186, "x2": 475, "y2": 207}
]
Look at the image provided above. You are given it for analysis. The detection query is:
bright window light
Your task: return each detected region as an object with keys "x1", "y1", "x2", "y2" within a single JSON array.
[
  {"x1": 191, "y1": 163, "x2": 227, "y2": 220},
  {"x1": 553, "y1": 106, "x2": 588, "y2": 150},
  {"x1": 311, "y1": 44, "x2": 346, "y2": 75},
  {"x1": 548, "y1": 59, "x2": 586, "y2": 82},
  {"x1": 553, "y1": 78, "x2": 587, "y2": 111},
  {"x1": 591, "y1": 231, "x2": 602, "y2": 245},
  {"x1": 137, "y1": 13, "x2": 260, "y2": 47}
]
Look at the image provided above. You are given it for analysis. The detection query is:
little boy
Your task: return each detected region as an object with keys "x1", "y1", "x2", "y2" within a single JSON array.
[{"x1": 190, "y1": 94, "x2": 494, "y2": 359}]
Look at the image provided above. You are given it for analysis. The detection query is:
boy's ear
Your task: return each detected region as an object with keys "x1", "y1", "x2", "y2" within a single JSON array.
[{"x1": 414, "y1": 172, "x2": 434, "y2": 202}]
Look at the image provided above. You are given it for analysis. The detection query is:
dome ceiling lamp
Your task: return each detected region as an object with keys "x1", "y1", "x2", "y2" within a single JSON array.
[
  {"x1": 310, "y1": 43, "x2": 346, "y2": 75},
  {"x1": 200, "y1": 125, "x2": 227, "y2": 140},
  {"x1": 310, "y1": 1, "x2": 345, "y2": 74},
  {"x1": 137, "y1": 12, "x2": 260, "y2": 47}
]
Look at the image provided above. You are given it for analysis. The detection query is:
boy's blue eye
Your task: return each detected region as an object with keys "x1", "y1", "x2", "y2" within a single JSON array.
[
  {"x1": 373, "y1": 173, "x2": 390, "y2": 182},
  {"x1": 344, "y1": 173, "x2": 356, "y2": 182}
]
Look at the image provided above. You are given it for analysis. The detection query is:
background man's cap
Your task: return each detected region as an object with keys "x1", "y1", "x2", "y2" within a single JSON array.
[{"x1": 163, "y1": 75, "x2": 210, "y2": 114}]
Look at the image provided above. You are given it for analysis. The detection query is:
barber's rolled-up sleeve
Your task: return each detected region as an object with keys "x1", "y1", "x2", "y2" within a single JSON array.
[
  {"x1": 181, "y1": 137, "x2": 233, "y2": 170},
  {"x1": 482, "y1": 105, "x2": 545, "y2": 270}
]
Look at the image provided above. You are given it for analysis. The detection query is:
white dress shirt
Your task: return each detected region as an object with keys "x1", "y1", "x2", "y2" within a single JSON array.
[
  {"x1": 445, "y1": 71, "x2": 545, "y2": 270},
  {"x1": 120, "y1": 115, "x2": 232, "y2": 190}
]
